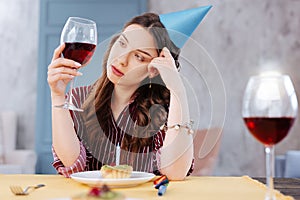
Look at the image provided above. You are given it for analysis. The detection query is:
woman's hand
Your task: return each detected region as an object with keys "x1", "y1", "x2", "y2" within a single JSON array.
[
  {"x1": 148, "y1": 47, "x2": 184, "y2": 92},
  {"x1": 47, "y1": 44, "x2": 82, "y2": 98}
]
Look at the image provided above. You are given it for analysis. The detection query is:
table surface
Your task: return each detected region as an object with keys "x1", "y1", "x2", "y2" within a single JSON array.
[
  {"x1": 0, "y1": 174, "x2": 298, "y2": 200},
  {"x1": 254, "y1": 177, "x2": 300, "y2": 200}
]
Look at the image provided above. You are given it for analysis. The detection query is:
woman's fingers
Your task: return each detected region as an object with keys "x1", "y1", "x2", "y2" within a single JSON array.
[
  {"x1": 47, "y1": 73, "x2": 74, "y2": 84},
  {"x1": 159, "y1": 47, "x2": 172, "y2": 59},
  {"x1": 49, "y1": 57, "x2": 81, "y2": 70},
  {"x1": 48, "y1": 66, "x2": 82, "y2": 77},
  {"x1": 50, "y1": 43, "x2": 81, "y2": 69},
  {"x1": 148, "y1": 47, "x2": 176, "y2": 76},
  {"x1": 48, "y1": 44, "x2": 83, "y2": 96},
  {"x1": 52, "y1": 43, "x2": 65, "y2": 62},
  {"x1": 147, "y1": 47, "x2": 182, "y2": 91}
]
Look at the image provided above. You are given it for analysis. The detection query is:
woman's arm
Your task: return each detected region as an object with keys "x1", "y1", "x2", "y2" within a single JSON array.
[
  {"x1": 148, "y1": 47, "x2": 193, "y2": 180},
  {"x1": 160, "y1": 86, "x2": 193, "y2": 180},
  {"x1": 52, "y1": 141, "x2": 87, "y2": 177},
  {"x1": 47, "y1": 44, "x2": 83, "y2": 167}
]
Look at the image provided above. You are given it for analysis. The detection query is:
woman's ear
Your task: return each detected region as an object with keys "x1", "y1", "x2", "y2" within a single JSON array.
[{"x1": 148, "y1": 67, "x2": 159, "y2": 78}]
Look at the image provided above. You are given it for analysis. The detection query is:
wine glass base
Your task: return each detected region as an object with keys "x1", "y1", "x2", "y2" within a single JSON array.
[{"x1": 53, "y1": 103, "x2": 83, "y2": 112}]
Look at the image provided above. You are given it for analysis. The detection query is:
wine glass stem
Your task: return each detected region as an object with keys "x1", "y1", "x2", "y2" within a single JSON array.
[
  {"x1": 265, "y1": 145, "x2": 275, "y2": 200},
  {"x1": 67, "y1": 78, "x2": 75, "y2": 106}
]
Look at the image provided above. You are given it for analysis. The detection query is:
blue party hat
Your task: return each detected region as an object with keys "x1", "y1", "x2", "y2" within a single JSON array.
[{"x1": 159, "y1": 5, "x2": 212, "y2": 48}]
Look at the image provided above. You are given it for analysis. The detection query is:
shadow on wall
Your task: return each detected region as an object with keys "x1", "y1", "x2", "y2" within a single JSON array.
[{"x1": 191, "y1": 127, "x2": 222, "y2": 176}]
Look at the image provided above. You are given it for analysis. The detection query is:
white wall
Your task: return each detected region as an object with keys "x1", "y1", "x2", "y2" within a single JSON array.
[
  {"x1": 0, "y1": 0, "x2": 299, "y2": 176},
  {"x1": 0, "y1": 0, "x2": 39, "y2": 149}
]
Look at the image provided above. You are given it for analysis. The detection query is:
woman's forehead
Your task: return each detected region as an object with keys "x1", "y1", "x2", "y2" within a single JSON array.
[{"x1": 122, "y1": 24, "x2": 157, "y2": 50}]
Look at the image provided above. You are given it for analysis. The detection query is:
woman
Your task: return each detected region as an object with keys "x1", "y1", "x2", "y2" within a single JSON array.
[{"x1": 47, "y1": 13, "x2": 194, "y2": 180}]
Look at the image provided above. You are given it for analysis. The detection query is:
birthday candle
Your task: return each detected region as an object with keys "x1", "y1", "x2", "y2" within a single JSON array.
[{"x1": 116, "y1": 143, "x2": 120, "y2": 166}]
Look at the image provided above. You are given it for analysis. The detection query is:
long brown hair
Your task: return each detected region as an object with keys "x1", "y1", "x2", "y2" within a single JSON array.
[{"x1": 81, "y1": 13, "x2": 180, "y2": 165}]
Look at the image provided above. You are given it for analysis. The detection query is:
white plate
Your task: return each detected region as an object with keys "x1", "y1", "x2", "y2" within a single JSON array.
[{"x1": 70, "y1": 171, "x2": 155, "y2": 187}]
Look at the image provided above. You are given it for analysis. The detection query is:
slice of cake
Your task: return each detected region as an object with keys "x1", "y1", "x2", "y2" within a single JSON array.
[{"x1": 100, "y1": 165, "x2": 133, "y2": 179}]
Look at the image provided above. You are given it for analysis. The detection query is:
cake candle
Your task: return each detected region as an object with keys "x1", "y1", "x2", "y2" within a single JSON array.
[{"x1": 116, "y1": 143, "x2": 120, "y2": 166}]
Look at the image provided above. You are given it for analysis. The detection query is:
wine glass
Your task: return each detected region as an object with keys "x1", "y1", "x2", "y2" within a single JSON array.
[
  {"x1": 57, "y1": 17, "x2": 97, "y2": 111},
  {"x1": 242, "y1": 74, "x2": 298, "y2": 200}
]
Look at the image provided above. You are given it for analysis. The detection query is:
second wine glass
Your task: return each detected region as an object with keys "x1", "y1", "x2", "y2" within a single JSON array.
[
  {"x1": 58, "y1": 17, "x2": 97, "y2": 111},
  {"x1": 242, "y1": 74, "x2": 298, "y2": 200}
]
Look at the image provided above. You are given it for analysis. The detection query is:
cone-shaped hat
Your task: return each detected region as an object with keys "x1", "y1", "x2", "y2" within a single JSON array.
[{"x1": 159, "y1": 5, "x2": 212, "y2": 48}]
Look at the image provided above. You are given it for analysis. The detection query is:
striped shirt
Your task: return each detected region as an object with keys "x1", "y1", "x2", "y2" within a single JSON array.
[{"x1": 52, "y1": 86, "x2": 194, "y2": 177}]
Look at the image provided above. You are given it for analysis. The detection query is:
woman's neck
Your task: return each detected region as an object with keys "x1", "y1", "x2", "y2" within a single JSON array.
[
  {"x1": 110, "y1": 85, "x2": 137, "y2": 120},
  {"x1": 112, "y1": 85, "x2": 137, "y2": 105}
]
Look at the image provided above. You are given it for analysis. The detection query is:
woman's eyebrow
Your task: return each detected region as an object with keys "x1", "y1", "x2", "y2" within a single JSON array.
[
  {"x1": 136, "y1": 49, "x2": 154, "y2": 58},
  {"x1": 121, "y1": 33, "x2": 155, "y2": 58},
  {"x1": 120, "y1": 33, "x2": 129, "y2": 43}
]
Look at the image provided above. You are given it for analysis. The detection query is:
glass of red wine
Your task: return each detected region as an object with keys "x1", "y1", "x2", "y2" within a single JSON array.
[
  {"x1": 242, "y1": 74, "x2": 298, "y2": 200},
  {"x1": 58, "y1": 17, "x2": 97, "y2": 111}
]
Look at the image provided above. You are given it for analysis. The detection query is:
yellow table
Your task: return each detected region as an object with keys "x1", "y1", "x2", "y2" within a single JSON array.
[{"x1": 0, "y1": 174, "x2": 293, "y2": 200}]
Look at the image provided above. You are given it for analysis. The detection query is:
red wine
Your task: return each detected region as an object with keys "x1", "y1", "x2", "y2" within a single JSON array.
[
  {"x1": 62, "y1": 42, "x2": 96, "y2": 65},
  {"x1": 243, "y1": 117, "x2": 295, "y2": 145}
]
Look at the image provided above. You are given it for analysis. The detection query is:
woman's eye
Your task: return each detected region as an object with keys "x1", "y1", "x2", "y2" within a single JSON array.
[
  {"x1": 118, "y1": 39, "x2": 126, "y2": 47},
  {"x1": 134, "y1": 53, "x2": 145, "y2": 62}
]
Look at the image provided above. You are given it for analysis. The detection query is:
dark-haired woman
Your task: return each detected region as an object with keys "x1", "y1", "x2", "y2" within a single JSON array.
[{"x1": 47, "y1": 13, "x2": 193, "y2": 180}]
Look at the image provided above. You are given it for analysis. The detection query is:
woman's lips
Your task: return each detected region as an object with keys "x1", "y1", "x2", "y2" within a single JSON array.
[{"x1": 111, "y1": 65, "x2": 124, "y2": 77}]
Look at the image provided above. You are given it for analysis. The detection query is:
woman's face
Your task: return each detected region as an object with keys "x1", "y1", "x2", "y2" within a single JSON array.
[{"x1": 107, "y1": 24, "x2": 158, "y2": 87}]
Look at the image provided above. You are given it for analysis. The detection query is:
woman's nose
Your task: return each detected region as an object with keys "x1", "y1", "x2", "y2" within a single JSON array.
[{"x1": 117, "y1": 52, "x2": 129, "y2": 67}]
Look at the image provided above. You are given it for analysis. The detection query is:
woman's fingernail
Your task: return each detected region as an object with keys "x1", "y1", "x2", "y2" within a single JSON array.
[
  {"x1": 74, "y1": 62, "x2": 82, "y2": 67},
  {"x1": 77, "y1": 72, "x2": 83, "y2": 76}
]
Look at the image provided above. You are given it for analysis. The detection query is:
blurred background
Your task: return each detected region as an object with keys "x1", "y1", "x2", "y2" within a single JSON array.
[{"x1": 0, "y1": 0, "x2": 299, "y2": 176}]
